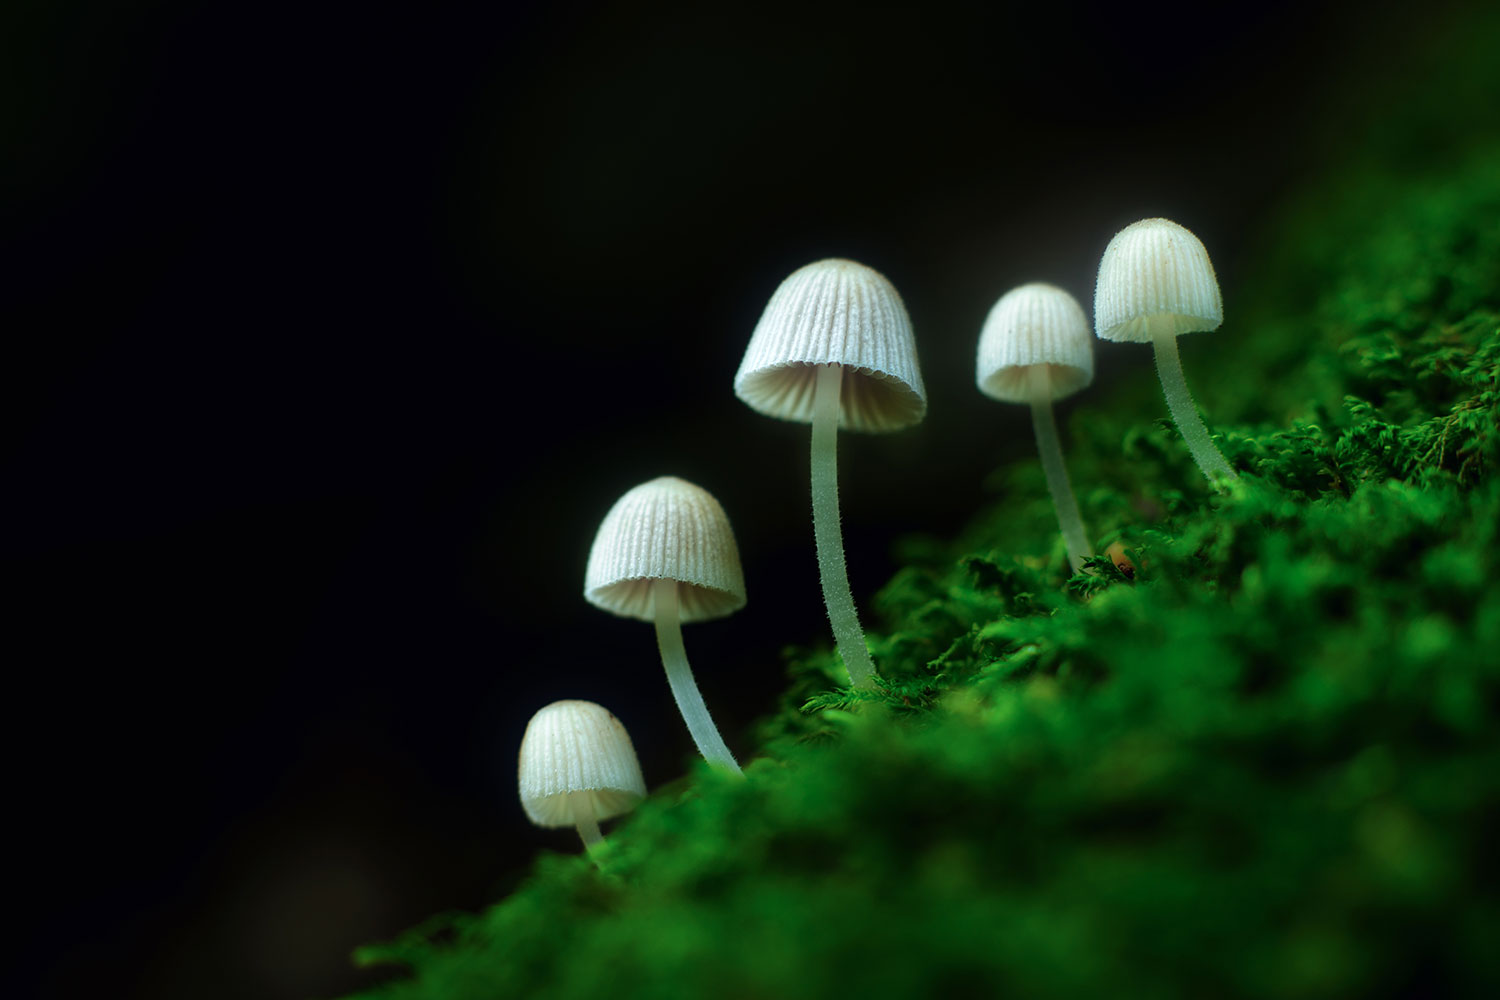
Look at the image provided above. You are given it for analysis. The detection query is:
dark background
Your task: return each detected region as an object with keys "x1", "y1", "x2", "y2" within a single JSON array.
[{"x1": 3, "y1": 1, "x2": 1472, "y2": 997}]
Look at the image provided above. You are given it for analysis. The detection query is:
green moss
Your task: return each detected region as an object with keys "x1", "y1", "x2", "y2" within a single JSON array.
[{"x1": 348, "y1": 63, "x2": 1500, "y2": 1000}]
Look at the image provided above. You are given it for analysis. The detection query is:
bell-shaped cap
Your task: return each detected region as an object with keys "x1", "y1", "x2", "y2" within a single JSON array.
[
  {"x1": 1094, "y1": 218, "x2": 1223, "y2": 343},
  {"x1": 734, "y1": 258, "x2": 926, "y2": 433},
  {"x1": 519, "y1": 700, "x2": 647, "y2": 827},
  {"x1": 584, "y1": 476, "x2": 746, "y2": 623},
  {"x1": 976, "y1": 282, "x2": 1094, "y2": 403}
]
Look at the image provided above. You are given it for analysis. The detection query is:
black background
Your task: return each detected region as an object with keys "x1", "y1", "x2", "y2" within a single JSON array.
[{"x1": 4, "y1": 1, "x2": 1463, "y2": 997}]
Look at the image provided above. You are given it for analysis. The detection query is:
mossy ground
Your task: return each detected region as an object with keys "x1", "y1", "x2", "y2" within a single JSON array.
[{"x1": 347, "y1": 65, "x2": 1500, "y2": 1000}]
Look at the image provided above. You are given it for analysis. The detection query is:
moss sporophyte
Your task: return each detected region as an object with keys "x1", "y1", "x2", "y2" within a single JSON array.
[{"x1": 357, "y1": 138, "x2": 1500, "y2": 997}]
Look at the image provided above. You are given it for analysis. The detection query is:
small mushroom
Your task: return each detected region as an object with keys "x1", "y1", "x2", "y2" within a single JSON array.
[
  {"x1": 585, "y1": 476, "x2": 745, "y2": 774},
  {"x1": 734, "y1": 258, "x2": 926, "y2": 688},
  {"x1": 976, "y1": 282, "x2": 1094, "y2": 574},
  {"x1": 518, "y1": 699, "x2": 647, "y2": 855},
  {"x1": 1094, "y1": 218, "x2": 1237, "y2": 484}
]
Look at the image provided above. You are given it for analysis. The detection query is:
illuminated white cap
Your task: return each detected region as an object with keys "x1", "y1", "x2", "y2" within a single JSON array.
[
  {"x1": 584, "y1": 476, "x2": 746, "y2": 623},
  {"x1": 1094, "y1": 218, "x2": 1223, "y2": 343},
  {"x1": 976, "y1": 282, "x2": 1094, "y2": 402},
  {"x1": 734, "y1": 258, "x2": 926, "y2": 433},
  {"x1": 518, "y1": 700, "x2": 647, "y2": 827}
]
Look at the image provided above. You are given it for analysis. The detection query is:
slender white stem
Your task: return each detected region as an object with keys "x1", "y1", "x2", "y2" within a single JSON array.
[
  {"x1": 570, "y1": 790, "x2": 603, "y2": 853},
  {"x1": 1152, "y1": 331, "x2": 1237, "y2": 483},
  {"x1": 652, "y1": 579, "x2": 742, "y2": 774},
  {"x1": 810, "y1": 364, "x2": 877, "y2": 689},
  {"x1": 1028, "y1": 369, "x2": 1091, "y2": 574}
]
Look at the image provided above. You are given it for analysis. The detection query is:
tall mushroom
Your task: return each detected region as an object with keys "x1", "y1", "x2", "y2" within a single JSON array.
[
  {"x1": 518, "y1": 699, "x2": 647, "y2": 856},
  {"x1": 1094, "y1": 217, "x2": 1237, "y2": 483},
  {"x1": 734, "y1": 258, "x2": 925, "y2": 689},
  {"x1": 976, "y1": 282, "x2": 1094, "y2": 573},
  {"x1": 585, "y1": 476, "x2": 745, "y2": 774}
]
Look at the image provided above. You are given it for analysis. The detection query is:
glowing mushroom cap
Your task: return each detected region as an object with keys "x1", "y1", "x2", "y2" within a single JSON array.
[
  {"x1": 584, "y1": 476, "x2": 746, "y2": 623},
  {"x1": 1094, "y1": 218, "x2": 1223, "y2": 343},
  {"x1": 976, "y1": 282, "x2": 1094, "y2": 403},
  {"x1": 518, "y1": 700, "x2": 647, "y2": 827},
  {"x1": 734, "y1": 258, "x2": 926, "y2": 433}
]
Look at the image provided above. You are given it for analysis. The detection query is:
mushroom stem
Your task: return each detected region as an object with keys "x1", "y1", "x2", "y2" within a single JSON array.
[
  {"x1": 569, "y1": 790, "x2": 603, "y2": 852},
  {"x1": 651, "y1": 579, "x2": 742, "y2": 774},
  {"x1": 810, "y1": 363, "x2": 877, "y2": 689},
  {"x1": 1151, "y1": 330, "x2": 1237, "y2": 483},
  {"x1": 1028, "y1": 369, "x2": 1091, "y2": 574}
]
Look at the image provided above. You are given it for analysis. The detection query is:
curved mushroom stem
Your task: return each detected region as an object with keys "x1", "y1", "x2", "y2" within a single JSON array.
[
  {"x1": 1151, "y1": 330, "x2": 1237, "y2": 484},
  {"x1": 652, "y1": 579, "x2": 742, "y2": 774},
  {"x1": 569, "y1": 790, "x2": 603, "y2": 853},
  {"x1": 810, "y1": 363, "x2": 877, "y2": 689},
  {"x1": 1028, "y1": 368, "x2": 1091, "y2": 574}
]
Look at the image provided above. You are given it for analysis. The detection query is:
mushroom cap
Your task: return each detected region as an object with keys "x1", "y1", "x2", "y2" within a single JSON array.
[
  {"x1": 1094, "y1": 218, "x2": 1223, "y2": 343},
  {"x1": 734, "y1": 258, "x2": 927, "y2": 433},
  {"x1": 976, "y1": 282, "x2": 1095, "y2": 403},
  {"x1": 518, "y1": 700, "x2": 647, "y2": 827},
  {"x1": 584, "y1": 476, "x2": 747, "y2": 623}
]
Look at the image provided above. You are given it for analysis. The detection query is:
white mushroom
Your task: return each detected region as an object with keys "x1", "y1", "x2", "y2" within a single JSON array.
[
  {"x1": 518, "y1": 700, "x2": 646, "y2": 854},
  {"x1": 1094, "y1": 218, "x2": 1237, "y2": 484},
  {"x1": 585, "y1": 476, "x2": 745, "y2": 774},
  {"x1": 977, "y1": 282, "x2": 1094, "y2": 573},
  {"x1": 734, "y1": 258, "x2": 926, "y2": 688}
]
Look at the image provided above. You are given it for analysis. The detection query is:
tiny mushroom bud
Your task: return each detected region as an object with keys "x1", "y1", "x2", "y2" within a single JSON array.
[
  {"x1": 1094, "y1": 217, "x2": 1237, "y2": 484},
  {"x1": 734, "y1": 258, "x2": 926, "y2": 688},
  {"x1": 1104, "y1": 541, "x2": 1137, "y2": 580},
  {"x1": 518, "y1": 699, "x2": 647, "y2": 856},
  {"x1": 585, "y1": 476, "x2": 745, "y2": 774},
  {"x1": 976, "y1": 282, "x2": 1095, "y2": 574}
]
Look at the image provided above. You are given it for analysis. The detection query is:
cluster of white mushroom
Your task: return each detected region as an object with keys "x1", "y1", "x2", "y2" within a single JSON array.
[
  {"x1": 518, "y1": 475, "x2": 749, "y2": 859},
  {"x1": 978, "y1": 217, "x2": 1236, "y2": 572},
  {"x1": 518, "y1": 217, "x2": 1236, "y2": 858}
]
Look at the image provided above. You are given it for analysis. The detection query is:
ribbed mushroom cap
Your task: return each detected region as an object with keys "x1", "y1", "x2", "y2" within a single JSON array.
[
  {"x1": 518, "y1": 700, "x2": 647, "y2": 827},
  {"x1": 734, "y1": 258, "x2": 926, "y2": 433},
  {"x1": 976, "y1": 282, "x2": 1094, "y2": 403},
  {"x1": 1094, "y1": 218, "x2": 1223, "y2": 343},
  {"x1": 584, "y1": 476, "x2": 747, "y2": 623}
]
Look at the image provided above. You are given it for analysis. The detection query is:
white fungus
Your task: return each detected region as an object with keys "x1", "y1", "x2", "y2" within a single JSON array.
[
  {"x1": 1095, "y1": 218, "x2": 1237, "y2": 483},
  {"x1": 585, "y1": 476, "x2": 745, "y2": 773},
  {"x1": 977, "y1": 282, "x2": 1095, "y2": 573},
  {"x1": 734, "y1": 258, "x2": 925, "y2": 689},
  {"x1": 518, "y1": 699, "x2": 647, "y2": 854}
]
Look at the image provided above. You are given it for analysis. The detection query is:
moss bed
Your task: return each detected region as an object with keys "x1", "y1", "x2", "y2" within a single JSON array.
[{"x1": 348, "y1": 104, "x2": 1500, "y2": 1000}]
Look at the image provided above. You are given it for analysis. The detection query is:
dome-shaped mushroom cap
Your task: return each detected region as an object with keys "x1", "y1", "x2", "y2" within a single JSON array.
[
  {"x1": 584, "y1": 476, "x2": 747, "y2": 623},
  {"x1": 1094, "y1": 218, "x2": 1223, "y2": 343},
  {"x1": 734, "y1": 258, "x2": 926, "y2": 433},
  {"x1": 519, "y1": 700, "x2": 647, "y2": 827},
  {"x1": 976, "y1": 282, "x2": 1094, "y2": 403}
]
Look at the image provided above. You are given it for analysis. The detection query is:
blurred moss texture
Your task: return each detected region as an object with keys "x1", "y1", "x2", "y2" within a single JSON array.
[{"x1": 348, "y1": 10, "x2": 1500, "y2": 999}]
